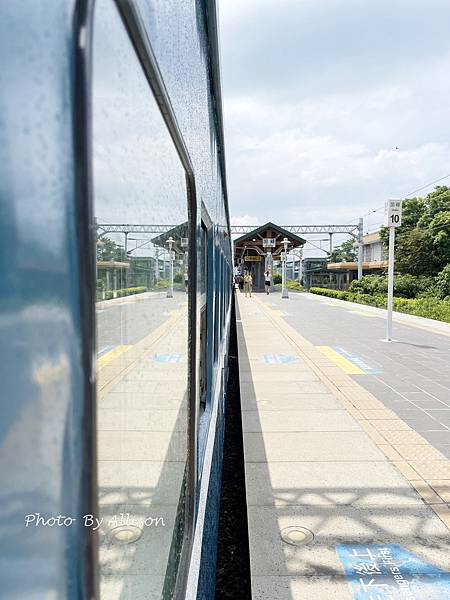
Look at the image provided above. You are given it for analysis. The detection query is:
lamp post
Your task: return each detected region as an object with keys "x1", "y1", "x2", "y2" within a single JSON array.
[
  {"x1": 166, "y1": 236, "x2": 174, "y2": 298},
  {"x1": 281, "y1": 237, "x2": 290, "y2": 299},
  {"x1": 298, "y1": 247, "x2": 303, "y2": 285}
]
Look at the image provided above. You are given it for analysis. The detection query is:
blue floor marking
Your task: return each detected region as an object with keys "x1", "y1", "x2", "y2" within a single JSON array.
[
  {"x1": 334, "y1": 346, "x2": 382, "y2": 375},
  {"x1": 336, "y1": 544, "x2": 450, "y2": 599},
  {"x1": 264, "y1": 354, "x2": 300, "y2": 364},
  {"x1": 149, "y1": 353, "x2": 181, "y2": 363}
]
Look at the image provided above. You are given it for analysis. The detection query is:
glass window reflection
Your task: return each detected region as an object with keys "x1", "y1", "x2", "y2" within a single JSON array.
[{"x1": 93, "y1": 2, "x2": 189, "y2": 598}]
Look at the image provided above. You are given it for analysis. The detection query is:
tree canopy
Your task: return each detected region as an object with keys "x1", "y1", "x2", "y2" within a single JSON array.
[
  {"x1": 380, "y1": 186, "x2": 450, "y2": 276},
  {"x1": 97, "y1": 236, "x2": 126, "y2": 262},
  {"x1": 329, "y1": 238, "x2": 357, "y2": 262}
]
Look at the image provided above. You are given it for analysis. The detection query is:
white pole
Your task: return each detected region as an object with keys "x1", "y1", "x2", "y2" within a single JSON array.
[
  {"x1": 386, "y1": 226, "x2": 395, "y2": 341},
  {"x1": 357, "y1": 217, "x2": 363, "y2": 279},
  {"x1": 282, "y1": 237, "x2": 289, "y2": 299},
  {"x1": 298, "y1": 248, "x2": 303, "y2": 285},
  {"x1": 167, "y1": 237, "x2": 174, "y2": 298}
]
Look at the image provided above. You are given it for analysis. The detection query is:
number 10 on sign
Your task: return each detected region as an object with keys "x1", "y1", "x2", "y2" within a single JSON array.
[{"x1": 385, "y1": 200, "x2": 403, "y2": 341}]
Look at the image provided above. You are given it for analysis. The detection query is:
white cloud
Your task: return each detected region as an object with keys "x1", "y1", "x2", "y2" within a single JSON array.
[
  {"x1": 231, "y1": 214, "x2": 259, "y2": 226},
  {"x1": 219, "y1": 0, "x2": 450, "y2": 235}
]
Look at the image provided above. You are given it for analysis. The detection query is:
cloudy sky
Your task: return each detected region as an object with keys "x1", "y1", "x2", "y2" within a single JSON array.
[{"x1": 219, "y1": 0, "x2": 450, "y2": 240}]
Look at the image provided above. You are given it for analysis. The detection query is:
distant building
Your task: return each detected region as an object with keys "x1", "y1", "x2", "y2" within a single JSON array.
[
  {"x1": 326, "y1": 231, "x2": 387, "y2": 290},
  {"x1": 234, "y1": 222, "x2": 305, "y2": 291},
  {"x1": 303, "y1": 257, "x2": 332, "y2": 290},
  {"x1": 302, "y1": 232, "x2": 387, "y2": 291}
]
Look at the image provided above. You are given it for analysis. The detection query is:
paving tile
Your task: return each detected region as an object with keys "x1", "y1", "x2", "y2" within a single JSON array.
[
  {"x1": 243, "y1": 432, "x2": 386, "y2": 462},
  {"x1": 240, "y1": 370, "x2": 319, "y2": 383},
  {"x1": 247, "y1": 505, "x2": 449, "y2": 576},
  {"x1": 433, "y1": 444, "x2": 450, "y2": 459},
  {"x1": 408, "y1": 480, "x2": 445, "y2": 505},
  {"x1": 371, "y1": 419, "x2": 412, "y2": 431},
  {"x1": 427, "y1": 410, "x2": 450, "y2": 426},
  {"x1": 405, "y1": 399, "x2": 450, "y2": 409},
  {"x1": 392, "y1": 461, "x2": 422, "y2": 481},
  {"x1": 98, "y1": 430, "x2": 187, "y2": 462},
  {"x1": 409, "y1": 461, "x2": 450, "y2": 480},
  {"x1": 344, "y1": 396, "x2": 383, "y2": 409},
  {"x1": 391, "y1": 444, "x2": 446, "y2": 462},
  {"x1": 241, "y1": 394, "x2": 343, "y2": 412},
  {"x1": 428, "y1": 480, "x2": 450, "y2": 503},
  {"x1": 245, "y1": 461, "x2": 423, "y2": 507},
  {"x1": 422, "y1": 430, "x2": 450, "y2": 445},
  {"x1": 381, "y1": 430, "x2": 428, "y2": 445},
  {"x1": 251, "y1": 576, "x2": 353, "y2": 600},
  {"x1": 240, "y1": 381, "x2": 329, "y2": 398},
  {"x1": 360, "y1": 409, "x2": 398, "y2": 419},
  {"x1": 101, "y1": 575, "x2": 164, "y2": 600},
  {"x1": 98, "y1": 408, "x2": 185, "y2": 432},
  {"x1": 377, "y1": 444, "x2": 403, "y2": 461},
  {"x1": 100, "y1": 392, "x2": 186, "y2": 411},
  {"x1": 242, "y1": 410, "x2": 361, "y2": 433}
]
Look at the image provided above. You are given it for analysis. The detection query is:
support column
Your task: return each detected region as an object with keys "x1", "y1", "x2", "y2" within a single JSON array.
[
  {"x1": 124, "y1": 231, "x2": 129, "y2": 289},
  {"x1": 357, "y1": 217, "x2": 363, "y2": 280}
]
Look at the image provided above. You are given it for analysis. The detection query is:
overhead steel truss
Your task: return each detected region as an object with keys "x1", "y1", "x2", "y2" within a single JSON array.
[
  {"x1": 230, "y1": 224, "x2": 359, "y2": 236},
  {"x1": 97, "y1": 223, "x2": 361, "y2": 237}
]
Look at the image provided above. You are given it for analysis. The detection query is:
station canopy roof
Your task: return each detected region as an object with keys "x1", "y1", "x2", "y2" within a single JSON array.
[
  {"x1": 234, "y1": 222, "x2": 306, "y2": 257},
  {"x1": 151, "y1": 222, "x2": 189, "y2": 254}
]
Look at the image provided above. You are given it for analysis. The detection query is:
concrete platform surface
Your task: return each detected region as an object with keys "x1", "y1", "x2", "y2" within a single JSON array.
[{"x1": 236, "y1": 292, "x2": 450, "y2": 600}]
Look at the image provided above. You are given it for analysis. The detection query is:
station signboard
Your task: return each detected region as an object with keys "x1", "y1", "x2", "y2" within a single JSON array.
[
  {"x1": 244, "y1": 255, "x2": 262, "y2": 262},
  {"x1": 384, "y1": 199, "x2": 403, "y2": 227}
]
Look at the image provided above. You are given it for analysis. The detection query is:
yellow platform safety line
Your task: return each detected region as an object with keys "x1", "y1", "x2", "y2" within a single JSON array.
[
  {"x1": 349, "y1": 309, "x2": 381, "y2": 318},
  {"x1": 97, "y1": 345, "x2": 132, "y2": 368},
  {"x1": 316, "y1": 345, "x2": 365, "y2": 375}
]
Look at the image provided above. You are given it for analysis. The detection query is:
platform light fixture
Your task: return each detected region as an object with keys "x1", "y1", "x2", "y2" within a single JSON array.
[{"x1": 166, "y1": 236, "x2": 175, "y2": 298}]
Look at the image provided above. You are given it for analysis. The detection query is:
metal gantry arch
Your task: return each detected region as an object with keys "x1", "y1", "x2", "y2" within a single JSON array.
[
  {"x1": 96, "y1": 223, "x2": 361, "y2": 236},
  {"x1": 96, "y1": 220, "x2": 365, "y2": 279}
]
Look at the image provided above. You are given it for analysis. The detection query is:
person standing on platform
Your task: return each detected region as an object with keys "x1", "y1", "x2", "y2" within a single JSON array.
[
  {"x1": 264, "y1": 270, "x2": 271, "y2": 295},
  {"x1": 244, "y1": 272, "x2": 252, "y2": 297}
]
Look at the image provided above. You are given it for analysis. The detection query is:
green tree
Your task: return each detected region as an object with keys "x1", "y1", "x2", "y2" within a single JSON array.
[
  {"x1": 329, "y1": 238, "x2": 357, "y2": 262},
  {"x1": 436, "y1": 264, "x2": 450, "y2": 299},
  {"x1": 97, "y1": 236, "x2": 126, "y2": 261},
  {"x1": 380, "y1": 186, "x2": 450, "y2": 276}
]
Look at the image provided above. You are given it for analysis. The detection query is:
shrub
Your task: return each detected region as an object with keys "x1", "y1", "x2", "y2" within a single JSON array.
[
  {"x1": 436, "y1": 264, "x2": 450, "y2": 300},
  {"x1": 349, "y1": 274, "x2": 436, "y2": 299},
  {"x1": 96, "y1": 286, "x2": 147, "y2": 301},
  {"x1": 286, "y1": 279, "x2": 304, "y2": 291},
  {"x1": 310, "y1": 287, "x2": 450, "y2": 323},
  {"x1": 350, "y1": 275, "x2": 387, "y2": 296},
  {"x1": 393, "y1": 274, "x2": 435, "y2": 299},
  {"x1": 273, "y1": 273, "x2": 282, "y2": 284},
  {"x1": 156, "y1": 279, "x2": 170, "y2": 289},
  {"x1": 173, "y1": 272, "x2": 183, "y2": 284}
]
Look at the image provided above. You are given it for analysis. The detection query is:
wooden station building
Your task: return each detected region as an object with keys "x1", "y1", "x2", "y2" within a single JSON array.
[{"x1": 234, "y1": 222, "x2": 306, "y2": 291}]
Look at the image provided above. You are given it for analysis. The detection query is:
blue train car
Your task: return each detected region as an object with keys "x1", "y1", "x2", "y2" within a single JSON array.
[{"x1": 0, "y1": 1, "x2": 232, "y2": 598}]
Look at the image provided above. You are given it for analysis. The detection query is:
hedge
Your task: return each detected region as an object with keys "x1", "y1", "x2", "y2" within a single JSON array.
[
  {"x1": 309, "y1": 287, "x2": 450, "y2": 323},
  {"x1": 96, "y1": 286, "x2": 147, "y2": 301},
  {"x1": 273, "y1": 279, "x2": 304, "y2": 291},
  {"x1": 349, "y1": 274, "x2": 436, "y2": 299}
]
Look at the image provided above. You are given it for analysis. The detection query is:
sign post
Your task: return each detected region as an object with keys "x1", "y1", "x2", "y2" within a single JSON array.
[{"x1": 384, "y1": 200, "x2": 402, "y2": 341}]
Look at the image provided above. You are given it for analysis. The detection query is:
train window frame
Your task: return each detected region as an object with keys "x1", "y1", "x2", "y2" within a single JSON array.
[{"x1": 82, "y1": 1, "x2": 200, "y2": 597}]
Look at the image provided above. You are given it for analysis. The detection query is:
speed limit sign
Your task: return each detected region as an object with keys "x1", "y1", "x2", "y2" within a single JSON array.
[{"x1": 385, "y1": 199, "x2": 403, "y2": 227}]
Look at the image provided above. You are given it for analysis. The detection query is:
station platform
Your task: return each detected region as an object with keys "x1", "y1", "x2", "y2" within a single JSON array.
[{"x1": 236, "y1": 292, "x2": 450, "y2": 600}]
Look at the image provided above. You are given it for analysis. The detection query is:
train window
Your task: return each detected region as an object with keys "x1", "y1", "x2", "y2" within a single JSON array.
[
  {"x1": 213, "y1": 241, "x2": 220, "y2": 363},
  {"x1": 93, "y1": 1, "x2": 190, "y2": 598},
  {"x1": 199, "y1": 220, "x2": 208, "y2": 412}
]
